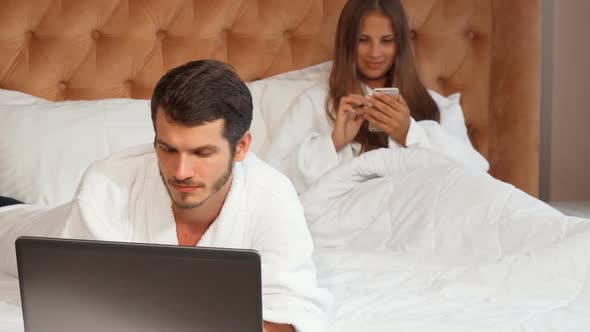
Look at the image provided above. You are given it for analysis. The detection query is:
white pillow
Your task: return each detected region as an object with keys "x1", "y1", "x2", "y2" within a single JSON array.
[
  {"x1": 0, "y1": 89, "x2": 270, "y2": 207},
  {"x1": 245, "y1": 61, "x2": 333, "y2": 151},
  {"x1": 247, "y1": 79, "x2": 317, "y2": 150},
  {"x1": 429, "y1": 90, "x2": 473, "y2": 147},
  {"x1": 0, "y1": 99, "x2": 154, "y2": 206},
  {"x1": 263, "y1": 61, "x2": 332, "y2": 81},
  {"x1": 0, "y1": 88, "x2": 48, "y2": 105},
  {"x1": 0, "y1": 62, "x2": 333, "y2": 207}
]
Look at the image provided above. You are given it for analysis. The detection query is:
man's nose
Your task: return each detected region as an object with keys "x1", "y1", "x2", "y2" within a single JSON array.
[{"x1": 173, "y1": 154, "x2": 193, "y2": 180}]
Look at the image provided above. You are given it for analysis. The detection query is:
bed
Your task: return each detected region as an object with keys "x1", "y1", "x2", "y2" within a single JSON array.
[{"x1": 2, "y1": 1, "x2": 590, "y2": 331}]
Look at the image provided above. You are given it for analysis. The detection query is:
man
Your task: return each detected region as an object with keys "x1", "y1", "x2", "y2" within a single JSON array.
[{"x1": 1, "y1": 60, "x2": 330, "y2": 332}]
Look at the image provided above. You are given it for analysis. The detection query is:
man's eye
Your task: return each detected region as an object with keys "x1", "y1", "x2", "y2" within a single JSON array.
[{"x1": 196, "y1": 151, "x2": 212, "y2": 157}]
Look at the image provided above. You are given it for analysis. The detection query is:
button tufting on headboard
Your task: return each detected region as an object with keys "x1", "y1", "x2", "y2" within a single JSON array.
[
  {"x1": 0, "y1": 0, "x2": 542, "y2": 196},
  {"x1": 57, "y1": 81, "x2": 68, "y2": 91},
  {"x1": 91, "y1": 30, "x2": 102, "y2": 40},
  {"x1": 156, "y1": 30, "x2": 167, "y2": 41}
]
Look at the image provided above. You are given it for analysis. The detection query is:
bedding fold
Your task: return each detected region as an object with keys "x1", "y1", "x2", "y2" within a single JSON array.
[{"x1": 299, "y1": 147, "x2": 590, "y2": 331}]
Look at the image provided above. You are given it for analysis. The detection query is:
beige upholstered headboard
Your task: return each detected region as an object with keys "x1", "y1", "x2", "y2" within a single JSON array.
[{"x1": 0, "y1": 0, "x2": 541, "y2": 196}]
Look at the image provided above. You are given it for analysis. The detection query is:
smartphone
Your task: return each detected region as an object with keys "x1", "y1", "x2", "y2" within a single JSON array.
[{"x1": 368, "y1": 87, "x2": 400, "y2": 132}]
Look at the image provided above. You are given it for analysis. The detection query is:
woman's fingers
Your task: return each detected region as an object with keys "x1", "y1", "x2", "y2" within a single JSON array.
[
  {"x1": 365, "y1": 113, "x2": 388, "y2": 132},
  {"x1": 341, "y1": 95, "x2": 369, "y2": 108},
  {"x1": 368, "y1": 96, "x2": 395, "y2": 117},
  {"x1": 340, "y1": 104, "x2": 358, "y2": 116},
  {"x1": 353, "y1": 112, "x2": 366, "y2": 125},
  {"x1": 364, "y1": 105, "x2": 391, "y2": 124},
  {"x1": 337, "y1": 104, "x2": 363, "y2": 125},
  {"x1": 364, "y1": 103, "x2": 406, "y2": 130},
  {"x1": 371, "y1": 93, "x2": 405, "y2": 114}
]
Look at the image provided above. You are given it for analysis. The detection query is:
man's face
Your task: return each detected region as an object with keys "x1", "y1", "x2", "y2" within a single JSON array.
[{"x1": 154, "y1": 110, "x2": 242, "y2": 210}]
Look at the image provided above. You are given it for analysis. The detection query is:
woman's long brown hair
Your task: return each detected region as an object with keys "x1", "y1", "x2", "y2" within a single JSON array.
[{"x1": 327, "y1": 0, "x2": 440, "y2": 152}]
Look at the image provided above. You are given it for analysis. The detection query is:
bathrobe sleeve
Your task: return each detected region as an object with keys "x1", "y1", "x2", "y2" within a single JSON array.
[
  {"x1": 262, "y1": 83, "x2": 355, "y2": 193},
  {"x1": 386, "y1": 90, "x2": 489, "y2": 171},
  {"x1": 0, "y1": 169, "x2": 129, "y2": 277},
  {"x1": 248, "y1": 166, "x2": 332, "y2": 332},
  {"x1": 387, "y1": 118, "x2": 490, "y2": 172}
]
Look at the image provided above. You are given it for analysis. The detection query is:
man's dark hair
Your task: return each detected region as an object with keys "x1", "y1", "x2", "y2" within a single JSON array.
[{"x1": 150, "y1": 60, "x2": 253, "y2": 150}]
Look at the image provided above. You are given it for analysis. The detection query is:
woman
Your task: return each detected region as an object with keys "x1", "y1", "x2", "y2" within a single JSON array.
[{"x1": 263, "y1": 0, "x2": 488, "y2": 193}]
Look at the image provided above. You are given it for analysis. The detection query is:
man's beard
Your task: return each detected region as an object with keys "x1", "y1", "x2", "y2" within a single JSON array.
[{"x1": 160, "y1": 160, "x2": 234, "y2": 210}]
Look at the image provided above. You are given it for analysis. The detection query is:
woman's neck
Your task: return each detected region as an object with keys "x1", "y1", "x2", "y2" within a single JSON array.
[{"x1": 363, "y1": 77, "x2": 388, "y2": 89}]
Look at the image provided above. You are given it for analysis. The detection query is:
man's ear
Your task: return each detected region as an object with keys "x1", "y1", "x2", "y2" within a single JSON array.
[{"x1": 233, "y1": 131, "x2": 252, "y2": 162}]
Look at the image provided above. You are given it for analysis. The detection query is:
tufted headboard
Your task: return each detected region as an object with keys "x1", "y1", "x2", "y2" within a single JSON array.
[{"x1": 0, "y1": 0, "x2": 541, "y2": 196}]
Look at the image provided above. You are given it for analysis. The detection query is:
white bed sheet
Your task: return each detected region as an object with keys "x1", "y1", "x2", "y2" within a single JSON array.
[
  {"x1": 316, "y1": 247, "x2": 590, "y2": 332},
  {"x1": 0, "y1": 273, "x2": 21, "y2": 332},
  {"x1": 1, "y1": 253, "x2": 589, "y2": 332}
]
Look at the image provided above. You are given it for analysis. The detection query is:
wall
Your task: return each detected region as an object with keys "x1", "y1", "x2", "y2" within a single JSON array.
[{"x1": 541, "y1": 0, "x2": 590, "y2": 202}]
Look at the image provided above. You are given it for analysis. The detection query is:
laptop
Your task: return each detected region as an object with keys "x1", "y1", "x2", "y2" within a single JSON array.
[{"x1": 15, "y1": 236, "x2": 263, "y2": 332}]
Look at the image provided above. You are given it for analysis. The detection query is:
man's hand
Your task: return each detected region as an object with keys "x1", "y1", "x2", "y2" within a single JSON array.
[{"x1": 263, "y1": 321, "x2": 295, "y2": 332}]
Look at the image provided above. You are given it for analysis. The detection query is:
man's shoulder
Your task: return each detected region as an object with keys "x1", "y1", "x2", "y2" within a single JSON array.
[
  {"x1": 240, "y1": 153, "x2": 299, "y2": 201},
  {"x1": 239, "y1": 153, "x2": 309, "y2": 243},
  {"x1": 88, "y1": 144, "x2": 155, "y2": 173},
  {"x1": 79, "y1": 144, "x2": 156, "y2": 194}
]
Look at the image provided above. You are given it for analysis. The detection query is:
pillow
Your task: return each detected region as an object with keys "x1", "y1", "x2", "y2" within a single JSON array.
[
  {"x1": 0, "y1": 61, "x2": 332, "y2": 207},
  {"x1": 0, "y1": 89, "x2": 270, "y2": 207},
  {"x1": 0, "y1": 99, "x2": 154, "y2": 206},
  {"x1": 263, "y1": 61, "x2": 332, "y2": 81},
  {"x1": 247, "y1": 79, "x2": 318, "y2": 151},
  {"x1": 0, "y1": 88, "x2": 48, "y2": 105},
  {"x1": 246, "y1": 61, "x2": 333, "y2": 151},
  {"x1": 429, "y1": 90, "x2": 473, "y2": 147}
]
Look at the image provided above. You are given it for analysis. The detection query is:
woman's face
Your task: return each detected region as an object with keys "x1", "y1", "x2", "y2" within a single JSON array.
[{"x1": 356, "y1": 11, "x2": 396, "y2": 88}]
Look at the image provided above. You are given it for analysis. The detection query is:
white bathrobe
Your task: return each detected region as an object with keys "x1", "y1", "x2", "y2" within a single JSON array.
[
  {"x1": 261, "y1": 82, "x2": 490, "y2": 193},
  {"x1": 0, "y1": 144, "x2": 331, "y2": 332}
]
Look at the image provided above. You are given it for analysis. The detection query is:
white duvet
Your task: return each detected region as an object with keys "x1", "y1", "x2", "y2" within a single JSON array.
[
  {"x1": 302, "y1": 148, "x2": 590, "y2": 331},
  {"x1": 1, "y1": 148, "x2": 588, "y2": 331}
]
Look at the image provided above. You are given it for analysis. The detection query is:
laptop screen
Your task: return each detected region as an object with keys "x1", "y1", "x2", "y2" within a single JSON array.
[{"x1": 16, "y1": 237, "x2": 262, "y2": 332}]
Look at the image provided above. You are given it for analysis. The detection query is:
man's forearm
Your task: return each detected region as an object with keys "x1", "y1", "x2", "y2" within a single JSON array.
[{"x1": 263, "y1": 321, "x2": 295, "y2": 332}]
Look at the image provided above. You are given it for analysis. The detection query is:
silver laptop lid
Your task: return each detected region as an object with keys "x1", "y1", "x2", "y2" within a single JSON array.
[{"x1": 16, "y1": 236, "x2": 262, "y2": 332}]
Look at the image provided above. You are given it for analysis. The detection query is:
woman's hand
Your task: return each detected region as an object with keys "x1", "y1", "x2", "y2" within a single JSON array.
[
  {"x1": 331, "y1": 94, "x2": 368, "y2": 151},
  {"x1": 365, "y1": 92, "x2": 411, "y2": 146}
]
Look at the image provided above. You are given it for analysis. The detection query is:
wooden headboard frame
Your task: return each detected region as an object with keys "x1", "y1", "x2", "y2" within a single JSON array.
[{"x1": 0, "y1": 0, "x2": 541, "y2": 196}]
